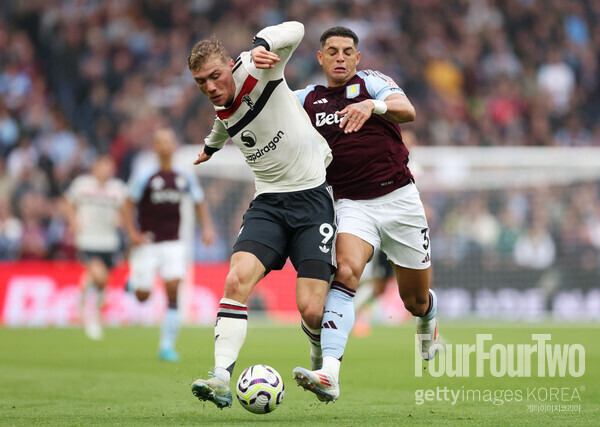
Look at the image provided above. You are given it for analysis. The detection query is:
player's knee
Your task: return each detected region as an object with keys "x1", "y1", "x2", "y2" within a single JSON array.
[
  {"x1": 402, "y1": 293, "x2": 429, "y2": 317},
  {"x1": 223, "y1": 271, "x2": 251, "y2": 301},
  {"x1": 135, "y1": 290, "x2": 150, "y2": 302},
  {"x1": 299, "y1": 306, "x2": 322, "y2": 330},
  {"x1": 334, "y1": 261, "x2": 360, "y2": 287}
]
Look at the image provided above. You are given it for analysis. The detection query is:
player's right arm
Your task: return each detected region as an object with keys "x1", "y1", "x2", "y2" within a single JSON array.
[
  {"x1": 60, "y1": 196, "x2": 79, "y2": 235},
  {"x1": 61, "y1": 178, "x2": 81, "y2": 234},
  {"x1": 121, "y1": 198, "x2": 145, "y2": 246},
  {"x1": 195, "y1": 117, "x2": 229, "y2": 164},
  {"x1": 122, "y1": 172, "x2": 149, "y2": 246}
]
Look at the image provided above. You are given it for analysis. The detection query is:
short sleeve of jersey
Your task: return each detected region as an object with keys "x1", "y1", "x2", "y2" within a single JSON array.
[
  {"x1": 181, "y1": 169, "x2": 205, "y2": 204},
  {"x1": 358, "y1": 70, "x2": 406, "y2": 101},
  {"x1": 128, "y1": 170, "x2": 153, "y2": 203},
  {"x1": 294, "y1": 85, "x2": 316, "y2": 107},
  {"x1": 65, "y1": 176, "x2": 82, "y2": 204},
  {"x1": 112, "y1": 178, "x2": 129, "y2": 205}
]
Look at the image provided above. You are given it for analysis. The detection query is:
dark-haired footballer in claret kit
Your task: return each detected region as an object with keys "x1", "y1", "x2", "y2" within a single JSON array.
[{"x1": 254, "y1": 25, "x2": 439, "y2": 403}]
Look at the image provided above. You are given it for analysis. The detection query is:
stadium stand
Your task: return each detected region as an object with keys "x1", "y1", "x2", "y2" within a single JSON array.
[{"x1": 0, "y1": 1, "x2": 599, "y2": 317}]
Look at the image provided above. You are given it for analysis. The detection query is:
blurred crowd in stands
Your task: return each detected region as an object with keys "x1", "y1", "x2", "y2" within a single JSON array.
[{"x1": 0, "y1": 0, "x2": 599, "y2": 290}]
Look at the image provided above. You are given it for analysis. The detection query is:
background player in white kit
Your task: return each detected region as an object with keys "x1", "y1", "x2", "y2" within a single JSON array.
[
  {"x1": 122, "y1": 128, "x2": 215, "y2": 362},
  {"x1": 187, "y1": 21, "x2": 336, "y2": 409},
  {"x1": 63, "y1": 155, "x2": 127, "y2": 340},
  {"x1": 254, "y1": 25, "x2": 439, "y2": 402}
]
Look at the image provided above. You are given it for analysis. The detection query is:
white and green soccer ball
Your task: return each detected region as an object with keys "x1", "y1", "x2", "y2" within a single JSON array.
[{"x1": 236, "y1": 364, "x2": 285, "y2": 414}]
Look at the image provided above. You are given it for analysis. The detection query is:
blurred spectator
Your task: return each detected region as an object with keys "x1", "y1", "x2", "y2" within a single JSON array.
[
  {"x1": 0, "y1": 0, "x2": 597, "y2": 293},
  {"x1": 18, "y1": 191, "x2": 49, "y2": 260},
  {"x1": 0, "y1": 100, "x2": 19, "y2": 156},
  {"x1": 0, "y1": 55, "x2": 32, "y2": 110},
  {"x1": 554, "y1": 114, "x2": 593, "y2": 147},
  {"x1": 513, "y1": 212, "x2": 556, "y2": 270},
  {"x1": 536, "y1": 48, "x2": 576, "y2": 118},
  {"x1": 0, "y1": 196, "x2": 22, "y2": 260},
  {"x1": 496, "y1": 206, "x2": 523, "y2": 264}
]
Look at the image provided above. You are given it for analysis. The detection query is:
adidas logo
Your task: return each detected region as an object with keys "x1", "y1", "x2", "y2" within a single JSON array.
[
  {"x1": 316, "y1": 373, "x2": 332, "y2": 386},
  {"x1": 422, "y1": 253, "x2": 430, "y2": 263},
  {"x1": 313, "y1": 98, "x2": 328, "y2": 104},
  {"x1": 322, "y1": 320, "x2": 337, "y2": 329}
]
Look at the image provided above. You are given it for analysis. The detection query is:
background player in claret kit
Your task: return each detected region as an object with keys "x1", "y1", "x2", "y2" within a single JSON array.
[
  {"x1": 254, "y1": 25, "x2": 439, "y2": 403},
  {"x1": 187, "y1": 21, "x2": 336, "y2": 409},
  {"x1": 62, "y1": 155, "x2": 127, "y2": 340},
  {"x1": 122, "y1": 128, "x2": 215, "y2": 362}
]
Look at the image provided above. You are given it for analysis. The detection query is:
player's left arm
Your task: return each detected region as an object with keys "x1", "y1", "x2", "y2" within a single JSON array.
[
  {"x1": 61, "y1": 179, "x2": 81, "y2": 234},
  {"x1": 339, "y1": 93, "x2": 415, "y2": 134},
  {"x1": 371, "y1": 92, "x2": 416, "y2": 124},
  {"x1": 250, "y1": 21, "x2": 303, "y2": 73}
]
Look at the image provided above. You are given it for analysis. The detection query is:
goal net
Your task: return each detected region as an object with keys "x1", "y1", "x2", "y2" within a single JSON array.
[{"x1": 180, "y1": 145, "x2": 600, "y2": 322}]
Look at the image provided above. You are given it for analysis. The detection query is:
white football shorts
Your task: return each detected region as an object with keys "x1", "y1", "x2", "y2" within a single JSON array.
[
  {"x1": 336, "y1": 182, "x2": 431, "y2": 270},
  {"x1": 128, "y1": 240, "x2": 186, "y2": 291}
]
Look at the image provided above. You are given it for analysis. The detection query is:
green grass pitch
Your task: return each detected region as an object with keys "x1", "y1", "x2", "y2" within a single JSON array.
[{"x1": 1, "y1": 323, "x2": 598, "y2": 425}]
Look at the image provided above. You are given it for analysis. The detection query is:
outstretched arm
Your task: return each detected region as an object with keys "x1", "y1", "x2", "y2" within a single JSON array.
[
  {"x1": 195, "y1": 118, "x2": 228, "y2": 165},
  {"x1": 193, "y1": 150, "x2": 213, "y2": 165}
]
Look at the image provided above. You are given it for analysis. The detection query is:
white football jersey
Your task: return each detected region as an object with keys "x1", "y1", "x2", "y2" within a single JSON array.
[
  {"x1": 65, "y1": 174, "x2": 127, "y2": 252},
  {"x1": 204, "y1": 21, "x2": 332, "y2": 196}
]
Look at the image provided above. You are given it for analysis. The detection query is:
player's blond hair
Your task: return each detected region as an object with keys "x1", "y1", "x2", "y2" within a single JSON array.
[{"x1": 187, "y1": 36, "x2": 230, "y2": 72}]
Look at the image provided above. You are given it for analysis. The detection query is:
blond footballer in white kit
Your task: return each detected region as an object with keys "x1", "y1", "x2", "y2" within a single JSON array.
[
  {"x1": 188, "y1": 21, "x2": 337, "y2": 409},
  {"x1": 202, "y1": 23, "x2": 332, "y2": 196}
]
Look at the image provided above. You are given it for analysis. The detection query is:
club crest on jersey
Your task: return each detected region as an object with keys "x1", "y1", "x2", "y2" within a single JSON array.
[
  {"x1": 175, "y1": 176, "x2": 187, "y2": 190},
  {"x1": 150, "y1": 176, "x2": 165, "y2": 190},
  {"x1": 242, "y1": 94, "x2": 255, "y2": 110},
  {"x1": 241, "y1": 130, "x2": 257, "y2": 147},
  {"x1": 346, "y1": 84, "x2": 360, "y2": 99}
]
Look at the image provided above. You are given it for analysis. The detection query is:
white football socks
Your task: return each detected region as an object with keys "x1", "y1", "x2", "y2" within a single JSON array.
[{"x1": 214, "y1": 298, "x2": 248, "y2": 382}]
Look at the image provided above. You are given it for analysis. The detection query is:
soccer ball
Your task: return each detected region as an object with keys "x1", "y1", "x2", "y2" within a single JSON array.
[{"x1": 236, "y1": 364, "x2": 285, "y2": 414}]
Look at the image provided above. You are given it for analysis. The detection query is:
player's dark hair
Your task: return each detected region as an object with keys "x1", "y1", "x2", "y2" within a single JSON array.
[{"x1": 320, "y1": 26, "x2": 359, "y2": 48}]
